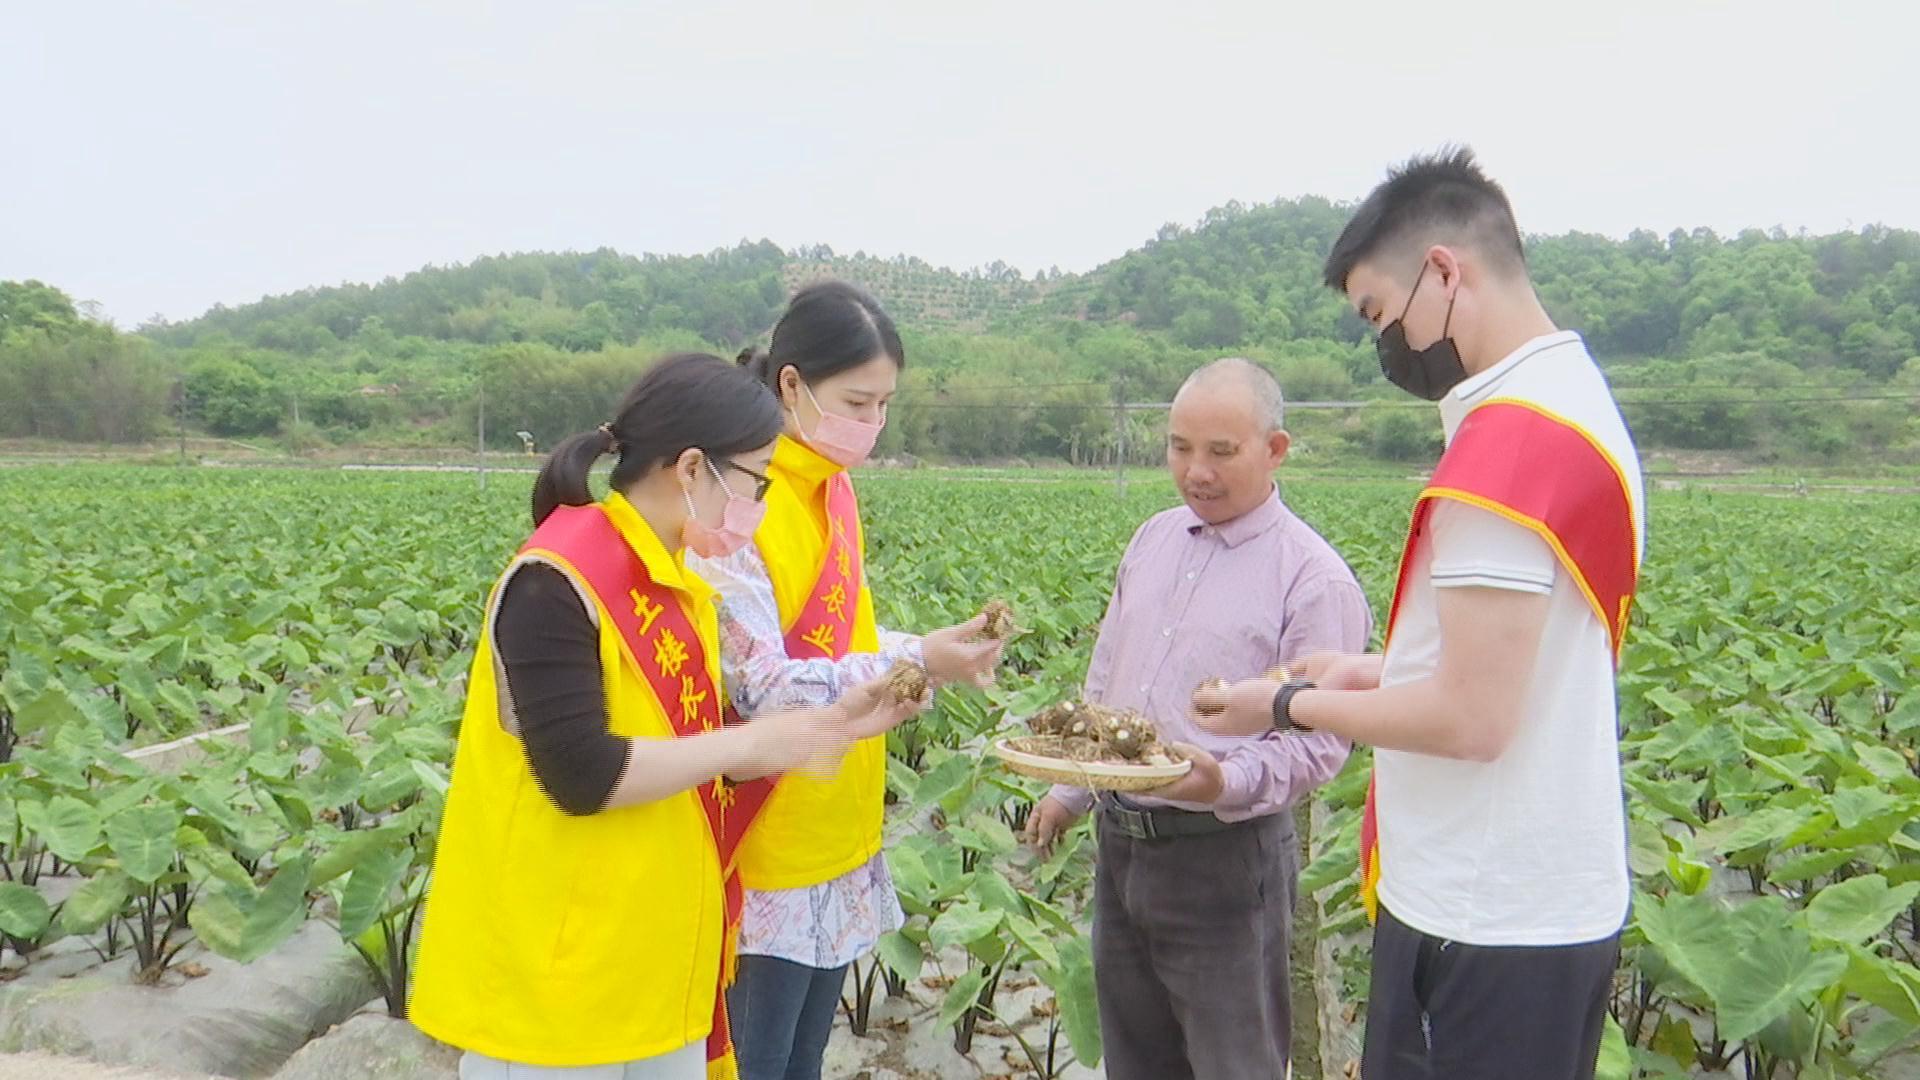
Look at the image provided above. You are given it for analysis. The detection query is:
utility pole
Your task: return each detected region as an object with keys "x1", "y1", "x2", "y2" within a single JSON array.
[
  {"x1": 1112, "y1": 381, "x2": 1127, "y2": 498},
  {"x1": 477, "y1": 378, "x2": 487, "y2": 492}
]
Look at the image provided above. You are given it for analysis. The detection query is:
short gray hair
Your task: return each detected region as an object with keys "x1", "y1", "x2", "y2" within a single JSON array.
[{"x1": 1175, "y1": 357, "x2": 1286, "y2": 432}]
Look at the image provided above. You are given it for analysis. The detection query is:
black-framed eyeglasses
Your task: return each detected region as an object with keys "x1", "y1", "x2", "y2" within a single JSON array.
[{"x1": 710, "y1": 457, "x2": 773, "y2": 502}]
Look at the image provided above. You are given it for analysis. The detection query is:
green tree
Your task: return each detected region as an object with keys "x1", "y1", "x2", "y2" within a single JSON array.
[
  {"x1": 185, "y1": 357, "x2": 283, "y2": 436},
  {"x1": 0, "y1": 280, "x2": 83, "y2": 339}
]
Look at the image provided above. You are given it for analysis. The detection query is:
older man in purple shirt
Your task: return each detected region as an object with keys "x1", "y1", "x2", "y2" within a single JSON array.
[{"x1": 1026, "y1": 358, "x2": 1371, "y2": 1080}]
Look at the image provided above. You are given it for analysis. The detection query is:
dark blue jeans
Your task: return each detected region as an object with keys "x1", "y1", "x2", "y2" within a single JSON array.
[{"x1": 727, "y1": 955, "x2": 848, "y2": 1080}]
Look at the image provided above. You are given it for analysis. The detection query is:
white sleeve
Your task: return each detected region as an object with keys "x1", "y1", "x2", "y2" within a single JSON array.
[
  {"x1": 689, "y1": 544, "x2": 922, "y2": 716},
  {"x1": 1427, "y1": 499, "x2": 1557, "y2": 596}
]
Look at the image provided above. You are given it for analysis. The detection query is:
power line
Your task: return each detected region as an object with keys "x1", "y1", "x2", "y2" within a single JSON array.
[{"x1": 880, "y1": 392, "x2": 1919, "y2": 413}]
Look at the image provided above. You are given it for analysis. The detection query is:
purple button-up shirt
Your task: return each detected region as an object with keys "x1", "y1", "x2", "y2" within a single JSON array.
[{"x1": 1050, "y1": 486, "x2": 1372, "y2": 822}]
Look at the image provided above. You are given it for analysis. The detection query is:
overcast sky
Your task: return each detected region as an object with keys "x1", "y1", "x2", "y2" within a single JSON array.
[{"x1": 4, "y1": 1, "x2": 1911, "y2": 326}]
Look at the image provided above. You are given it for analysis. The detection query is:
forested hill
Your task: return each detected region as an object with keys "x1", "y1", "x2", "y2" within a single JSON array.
[
  {"x1": 6, "y1": 199, "x2": 1918, "y2": 462},
  {"x1": 149, "y1": 198, "x2": 1920, "y2": 382}
]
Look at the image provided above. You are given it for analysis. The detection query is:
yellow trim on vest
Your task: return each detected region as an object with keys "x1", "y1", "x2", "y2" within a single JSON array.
[
  {"x1": 1475, "y1": 396, "x2": 1641, "y2": 575},
  {"x1": 1416, "y1": 486, "x2": 1613, "y2": 648}
]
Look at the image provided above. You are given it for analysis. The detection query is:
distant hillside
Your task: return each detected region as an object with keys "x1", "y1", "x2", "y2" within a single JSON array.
[
  {"x1": 150, "y1": 243, "x2": 1061, "y2": 352},
  {"x1": 148, "y1": 200, "x2": 1920, "y2": 383},
  {"x1": 10, "y1": 195, "x2": 1914, "y2": 463},
  {"x1": 782, "y1": 250, "x2": 1060, "y2": 331}
]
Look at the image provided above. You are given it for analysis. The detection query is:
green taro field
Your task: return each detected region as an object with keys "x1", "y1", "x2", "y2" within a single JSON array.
[{"x1": 1, "y1": 465, "x2": 1919, "y2": 1078}]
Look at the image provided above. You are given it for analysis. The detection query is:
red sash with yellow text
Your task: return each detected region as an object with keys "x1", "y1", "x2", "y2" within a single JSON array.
[
  {"x1": 782, "y1": 473, "x2": 864, "y2": 661},
  {"x1": 523, "y1": 505, "x2": 773, "y2": 1079},
  {"x1": 1357, "y1": 399, "x2": 1640, "y2": 923}
]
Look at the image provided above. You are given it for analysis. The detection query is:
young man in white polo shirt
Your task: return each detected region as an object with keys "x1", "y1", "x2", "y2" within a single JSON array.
[{"x1": 1195, "y1": 147, "x2": 1645, "y2": 1080}]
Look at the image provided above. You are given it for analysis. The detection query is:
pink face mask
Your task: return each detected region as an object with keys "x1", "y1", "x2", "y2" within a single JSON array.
[
  {"x1": 796, "y1": 381, "x2": 884, "y2": 467},
  {"x1": 682, "y1": 458, "x2": 766, "y2": 558}
]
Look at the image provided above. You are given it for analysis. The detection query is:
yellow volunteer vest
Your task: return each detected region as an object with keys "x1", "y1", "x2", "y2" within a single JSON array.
[
  {"x1": 411, "y1": 493, "x2": 725, "y2": 1069},
  {"x1": 734, "y1": 435, "x2": 887, "y2": 891}
]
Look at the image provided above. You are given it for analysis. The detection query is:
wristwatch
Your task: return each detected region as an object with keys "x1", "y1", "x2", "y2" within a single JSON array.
[{"x1": 1270, "y1": 679, "x2": 1317, "y2": 734}]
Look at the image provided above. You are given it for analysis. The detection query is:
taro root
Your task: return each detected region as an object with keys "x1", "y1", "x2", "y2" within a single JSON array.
[
  {"x1": 885, "y1": 660, "x2": 930, "y2": 704},
  {"x1": 1029, "y1": 701, "x2": 1080, "y2": 736},
  {"x1": 1090, "y1": 706, "x2": 1150, "y2": 760},
  {"x1": 1024, "y1": 700, "x2": 1167, "y2": 763},
  {"x1": 1192, "y1": 677, "x2": 1230, "y2": 716},
  {"x1": 980, "y1": 599, "x2": 1017, "y2": 640}
]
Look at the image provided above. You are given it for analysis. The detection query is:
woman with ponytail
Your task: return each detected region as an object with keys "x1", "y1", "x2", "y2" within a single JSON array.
[
  {"x1": 689, "y1": 283, "x2": 1004, "y2": 1080},
  {"x1": 412, "y1": 352, "x2": 928, "y2": 1080}
]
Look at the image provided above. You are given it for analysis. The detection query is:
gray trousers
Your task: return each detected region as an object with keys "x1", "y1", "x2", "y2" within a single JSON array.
[{"x1": 1092, "y1": 807, "x2": 1298, "y2": 1080}]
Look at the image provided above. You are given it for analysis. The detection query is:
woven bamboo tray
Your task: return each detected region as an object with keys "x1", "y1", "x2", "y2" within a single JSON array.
[{"x1": 991, "y1": 735, "x2": 1191, "y2": 792}]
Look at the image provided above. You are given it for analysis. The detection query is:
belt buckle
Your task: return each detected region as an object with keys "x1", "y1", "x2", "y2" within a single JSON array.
[{"x1": 1109, "y1": 802, "x2": 1157, "y2": 840}]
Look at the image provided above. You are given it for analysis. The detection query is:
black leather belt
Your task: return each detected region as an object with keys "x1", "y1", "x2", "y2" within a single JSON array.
[{"x1": 1096, "y1": 794, "x2": 1248, "y2": 840}]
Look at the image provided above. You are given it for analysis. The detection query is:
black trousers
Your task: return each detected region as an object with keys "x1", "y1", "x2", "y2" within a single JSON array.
[
  {"x1": 1363, "y1": 904, "x2": 1619, "y2": 1080},
  {"x1": 1092, "y1": 808, "x2": 1297, "y2": 1080}
]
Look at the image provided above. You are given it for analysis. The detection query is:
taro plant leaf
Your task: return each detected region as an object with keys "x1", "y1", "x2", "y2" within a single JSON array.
[
  {"x1": 969, "y1": 867, "x2": 1025, "y2": 919},
  {"x1": 179, "y1": 781, "x2": 247, "y2": 837},
  {"x1": 105, "y1": 804, "x2": 182, "y2": 885},
  {"x1": 190, "y1": 855, "x2": 313, "y2": 964},
  {"x1": 337, "y1": 842, "x2": 411, "y2": 941},
  {"x1": 1713, "y1": 912, "x2": 1849, "y2": 1042},
  {"x1": 912, "y1": 754, "x2": 974, "y2": 810},
  {"x1": 188, "y1": 888, "x2": 248, "y2": 960},
  {"x1": 15, "y1": 686, "x2": 84, "y2": 738},
  {"x1": 95, "y1": 778, "x2": 164, "y2": 821},
  {"x1": 247, "y1": 855, "x2": 316, "y2": 952},
  {"x1": 0, "y1": 882, "x2": 53, "y2": 940},
  {"x1": 176, "y1": 825, "x2": 255, "y2": 891},
  {"x1": 929, "y1": 902, "x2": 1004, "y2": 951},
  {"x1": 1664, "y1": 851, "x2": 1713, "y2": 896},
  {"x1": 1691, "y1": 806, "x2": 1809, "y2": 856},
  {"x1": 1648, "y1": 1015, "x2": 1700, "y2": 1070},
  {"x1": 1300, "y1": 829, "x2": 1360, "y2": 894},
  {"x1": 1595, "y1": 1016, "x2": 1632, "y2": 1080},
  {"x1": 359, "y1": 761, "x2": 419, "y2": 810},
  {"x1": 959, "y1": 813, "x2": 1017, "y2": 857},
  {"x1": 155, "y1": 682, "x2": 200, "y2": 727},
  {"x1": 408, "y1": 760, "x2": 449, "y2": 798},
  {"x1": 39, "y1": 794, "x2": 104, "y2": 863},
  {"x1": 1771, "y1": 849, "x2": 1854, "y2": 883},
  {"x1": 1830, "y1": 786, "x2": 1901, "y2": 831},
  {"x1": 1634, "y1": 890, "x2": 1733, "y2": 998},
  {"x1": 1853, "y1": 741, "x2": 1914, "y2": 785},
  {"x1": 1043, "y1": 933, "x2": 1102, "y2": 1066},
  {"x1": 885, "y1": 755, "x2": 920, "y2": 799},
  {"x1": 1842, "y1": 946, "x2": 1920, "y2": 1027},
  {"x1": 309, "y1": 827, "x2": 392, "y2": 889},
  {"x1": 59, "y1": 869, "x2": 132, "y2": 934},
  {"x1": 874, "y1": 929, "x2": 924, "y2": 983},
  {"x1": 1850, "y1": 1011, "x2": 1920, "y2": 1071},
  {"x1": 1006, "y1": 912, "x2": 1061, "y2": 970},
  {"x1": 885, "y1": 844, "x2": 936, "y2": 905},
  {"x1": 1807, "y1": 874, "x2": 1920, "y2": 946},
  {"x1": 938, "y1": 968, "x2": 989, "y2": 1028}
]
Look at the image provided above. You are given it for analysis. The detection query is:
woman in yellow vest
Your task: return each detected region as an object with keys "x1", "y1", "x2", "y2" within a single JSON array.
[
  {"x1": 689, "y1": 283, "x2": 1004, "y2": 1080},
  {"x1": 411, "y1": 352, "x2": 926, "y2": 1080}
]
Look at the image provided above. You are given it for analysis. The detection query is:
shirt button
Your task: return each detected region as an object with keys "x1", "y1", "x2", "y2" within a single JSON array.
[
  {"x1": 1140, "y1": 683, "x2": 1150, "y2": 693},
  {"x1": 1186, "y1": 571, "x2": 1196, "y2": 580},
  {"x1": 1162, "y1": 627, "x2": 1172, "y2": 638}
]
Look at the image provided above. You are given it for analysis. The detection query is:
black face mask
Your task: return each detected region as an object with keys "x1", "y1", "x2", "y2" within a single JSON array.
[{"x1": 1376, "y1": 262, "x2": 1467, "y2": 401}]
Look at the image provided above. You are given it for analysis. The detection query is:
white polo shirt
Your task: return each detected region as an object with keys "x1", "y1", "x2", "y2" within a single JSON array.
[{"x1": 1374, "y1": 331, "x2": 1646, "y2": 947}]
